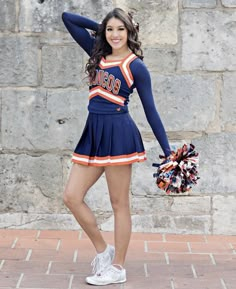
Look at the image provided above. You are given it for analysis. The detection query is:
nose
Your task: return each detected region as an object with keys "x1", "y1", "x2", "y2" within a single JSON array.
[{"x1": 111, "y1": 29, "x2": 119, "y2": 37}]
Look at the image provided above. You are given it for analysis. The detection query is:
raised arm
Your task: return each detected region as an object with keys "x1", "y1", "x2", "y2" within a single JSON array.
[
  {"x1": 131, "y1": 59, "x2": 171, "y2": 157},
  {"x1": 62, "y1": 12, "x2": 99, "y2": 56}
]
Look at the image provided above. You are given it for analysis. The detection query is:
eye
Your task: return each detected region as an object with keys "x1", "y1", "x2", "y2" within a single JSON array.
[
  {"x1": 106, "y1": 28, "x2": 112, "y2": 31},
  {"x1": 119, "y1": 28, "x2": 125, "y2": 31}
]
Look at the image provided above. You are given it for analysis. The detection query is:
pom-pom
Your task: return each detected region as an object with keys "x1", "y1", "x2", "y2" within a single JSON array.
[{"x1": 153, "y1": 144, "x2": 199, "y2": 194}]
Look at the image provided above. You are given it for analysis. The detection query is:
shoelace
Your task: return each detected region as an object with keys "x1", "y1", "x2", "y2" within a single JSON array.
[
  {"x1": 91, "y1": 254, "x2": 105, "y2": 274},
  {"x1": 91, "y1": 255, "x2": 99, "y2": 274}
]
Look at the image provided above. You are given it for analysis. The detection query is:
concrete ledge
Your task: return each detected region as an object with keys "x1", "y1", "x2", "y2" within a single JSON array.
[{"x1": 1, "y1": 194, "x2": 235, "y2": 234}]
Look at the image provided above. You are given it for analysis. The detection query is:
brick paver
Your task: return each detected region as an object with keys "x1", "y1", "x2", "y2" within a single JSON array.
[{"x1": 0, "y1": 229, "x2": 235, "y2": 289}]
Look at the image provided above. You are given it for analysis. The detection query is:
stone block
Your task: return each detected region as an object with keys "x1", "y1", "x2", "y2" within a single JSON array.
[
  {"x1": 42, "y1": 45, "x2": 84, "y2": 88},
  {"x1": 221, "y1": 73, "x2": 236, "y2": 130},
  {"x1": 0, "y1": 36, "x2": 38, "y2": 86},
  {"x1": 131, "y1": 215, "x2": 156, "y2": 233},
  {"x1": 170, "y1": 196, "x2": 211, "y2": 214},
  {"x1": 46, "y1": 89, "x2": 89, "y2": 149},
  {"x1": 130, "y1": 196, "x2": 211, "y2": 233},
  {"x1": 0, "y1": 213, "x2": 80, "y2": 230},
  {"x1": 143, "y1": 48, "x2": 177, "y2": 72},
  {"x1": 213, "y1": 195, "x2": 236, "y2": 234},
  {"x1": 130, "y1": 74, "x2": 217, "y2": 133},
  {"x1": 130, "y1": 214, "x2": 211, "y2": 234},
  {"x1": 0, "y1": 213, "x2": 22, "y2": 228},
  {"x1": 19, "y1": 0, "x2": 112, "y2": 32},
  {"x1": 1, "y1": 89, "x2": 89, "y2": 150},
  {"x1": 194, "y1": 133, "x2": 236, "y2": 194},
  {"x1": 182, "y1": 0, "x2": 217, "y2": 8},
  {"x1": 181, "y1": 10, "x2": 236, "y2": 71},
  {"x1": 113, "y1": 0, "x2": 178, "y2": 45},
  {"x1": 2, "y1": 89, "x2": 47, "y2": 150},
  {"x1": 181, "y1": 11, "x2": 236, "y2": 71},
  {"x1": 0, "y1": 0, "x2": 15, "y2": 31},
  {"x1": 131, "y1": 196, "x2": 171, "y2": 213},
  {"x1": 0, "y1": 154, "x2": 64, "y2": 214},
  {"x1": 221, "y1": 0, "x2": 236, "y2": 7},
  {"x1": 173, "y1": 215, "x2": 211, "y2": 234}
]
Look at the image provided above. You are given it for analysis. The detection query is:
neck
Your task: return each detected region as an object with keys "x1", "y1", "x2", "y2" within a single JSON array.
[{"x1": 110, "y1": 49, "x2": 131, "y2": 59}]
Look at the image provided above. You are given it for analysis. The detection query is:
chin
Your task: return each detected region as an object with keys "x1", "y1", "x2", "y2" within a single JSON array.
[
  {"x1": 110, "y1": 44, "x2": 125, "y2": 50},
  {"x1": 111, "y1": 46, "x2": 122, "y2": 50}
]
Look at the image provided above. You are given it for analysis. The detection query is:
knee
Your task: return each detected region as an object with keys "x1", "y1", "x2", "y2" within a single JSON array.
[
  {"x1": 63, "y1": 189, "x2": 83, "y2": 208},
  {"x1": 63, "y1": 189, "x2": 72, "y2": 208},
  {"x1": 110, "y1": 198, "x2": 130, "y2": 213}
]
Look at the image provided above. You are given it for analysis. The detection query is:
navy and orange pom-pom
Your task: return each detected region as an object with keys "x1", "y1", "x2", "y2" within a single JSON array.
[{"x1": 153, "y1": 144, "x2": 199, "y2": 194}]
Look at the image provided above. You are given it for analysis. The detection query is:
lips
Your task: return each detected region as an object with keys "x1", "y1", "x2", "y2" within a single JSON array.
[{"x1": 111, "y1": 39, "x2": 121, "y2": 43}]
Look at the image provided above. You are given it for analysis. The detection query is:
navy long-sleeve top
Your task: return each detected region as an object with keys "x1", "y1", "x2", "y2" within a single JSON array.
[{"x1": 62, "y1": 12, "x2": 171, "y2": 156}]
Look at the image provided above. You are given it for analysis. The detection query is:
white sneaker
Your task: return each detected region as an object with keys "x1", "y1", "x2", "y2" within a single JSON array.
[
  {"x1": 86, "y1": 264, "x2": 126, "y2": 285},
  {"x1": 91, "y1": 244, "x2": 115, "y2": 275}
]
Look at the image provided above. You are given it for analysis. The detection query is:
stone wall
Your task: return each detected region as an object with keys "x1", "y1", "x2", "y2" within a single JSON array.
[{"x1": 0, "y1": 0, "x2": 236, "y2": 234}]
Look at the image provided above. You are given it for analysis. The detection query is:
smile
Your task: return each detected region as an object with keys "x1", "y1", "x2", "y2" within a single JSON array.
[{"x1": 111, "y1": 39, "x2": 121, "y2": 43}]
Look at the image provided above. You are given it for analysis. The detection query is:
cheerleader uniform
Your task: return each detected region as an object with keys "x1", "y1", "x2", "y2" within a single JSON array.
[{"x1": 62, "y1": 12, "x2": 171, "y2": 166}]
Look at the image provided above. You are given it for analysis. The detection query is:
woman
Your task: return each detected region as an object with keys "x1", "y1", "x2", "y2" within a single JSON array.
[{"x1": 62, "y1": 8, "x2": 171, "y2": 285}]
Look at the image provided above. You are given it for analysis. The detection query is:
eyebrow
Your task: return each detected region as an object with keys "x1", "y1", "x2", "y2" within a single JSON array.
[{"x1": 106, "y1": 25, "x2": 125, "y2": 28}]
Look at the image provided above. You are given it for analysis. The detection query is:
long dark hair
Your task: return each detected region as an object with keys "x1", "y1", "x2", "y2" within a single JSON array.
[{"x1": 86, "y1": 8, "x2": 143, "y2": 82}]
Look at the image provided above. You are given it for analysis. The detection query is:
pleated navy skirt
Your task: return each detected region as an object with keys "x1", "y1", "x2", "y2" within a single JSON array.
[{"x1": 72, "y1": 112, "x2": 146, "y2": 166}]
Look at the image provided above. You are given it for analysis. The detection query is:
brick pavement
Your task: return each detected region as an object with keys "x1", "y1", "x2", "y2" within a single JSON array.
[{"x1": 0, "y1": 229, "x2": 236, "y2": 289}]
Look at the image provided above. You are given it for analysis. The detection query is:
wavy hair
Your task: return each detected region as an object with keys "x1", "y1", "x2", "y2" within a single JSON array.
[{"x1": 86, "y1": 8, "x2": 143, "y2": 82}]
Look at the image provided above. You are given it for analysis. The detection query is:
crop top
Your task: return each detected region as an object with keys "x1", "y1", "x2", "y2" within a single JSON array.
[{"x1": 62, "y1": 12, "x2": 171, "y2": 157}]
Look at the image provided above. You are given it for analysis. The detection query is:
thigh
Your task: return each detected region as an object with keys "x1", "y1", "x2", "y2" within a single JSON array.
[
  {"x1": 104, "y1": 165, "x2": 132, "y2": 204},
  {"x1": 64, "y1": 164, "x2": 104, "y2": 201}
]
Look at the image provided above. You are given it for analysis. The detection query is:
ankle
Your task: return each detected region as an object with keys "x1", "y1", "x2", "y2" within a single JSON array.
[
  {"x1": 112, "y1": 257, "x2": 125, "y2": 267},
  {"x1": 112, "y1": 264, "x2": 124, "y2": 270},
  {"x1": 96, "y1": 243, "x2": 108, "y2": 254}
]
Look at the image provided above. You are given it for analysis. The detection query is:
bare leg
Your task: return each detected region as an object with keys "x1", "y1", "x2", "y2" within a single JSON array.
[
  {"x1": 63, "y1": 163, "x2": 106, "y2": 253},
  {"x1": 104, "y1": 165, "x2": 132, "y2": 266}
]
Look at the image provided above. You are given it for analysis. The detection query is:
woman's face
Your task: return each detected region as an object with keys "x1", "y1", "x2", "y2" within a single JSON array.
[{"x1": 105, "y1": 17, "x2": 128, "y2": 53}]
